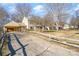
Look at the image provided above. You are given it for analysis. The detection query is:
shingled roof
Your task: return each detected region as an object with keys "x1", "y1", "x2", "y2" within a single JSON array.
[{"x1": 4, "y1": 21, "x2": 26, "y2": 27}]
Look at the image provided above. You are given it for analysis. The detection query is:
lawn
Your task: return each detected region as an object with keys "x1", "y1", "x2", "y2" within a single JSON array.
[{"x1": 42, "y1": 30, "x2": 79, "y2": 39}]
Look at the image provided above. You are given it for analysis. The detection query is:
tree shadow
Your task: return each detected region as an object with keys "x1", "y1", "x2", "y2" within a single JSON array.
[
  {"x1": 6, "y1": 43, "x2": 28, "y2": 56},
  {"x1": 0, "y1": 32, "x2": 5, "y2": 56},
  {"x1": 13, "y1": 33, "x2": 27, "y2": 56},
  {"x1": 6, "y1": 33, "x2": 28, "y2": 56},
  {"x1": 7, "y1": 34, "x2": 16, "y2": 56}
]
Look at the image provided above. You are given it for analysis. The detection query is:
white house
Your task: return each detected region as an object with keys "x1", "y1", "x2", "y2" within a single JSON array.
[
  {"x1": 22, "y1": 17, "x2": 44, "y2": 30},
  {"x1": 63, "y1": 24, "x2": 70, "y2": 29},
  {"x1": 22, "y1": 17, "x2": 30, "y2": 29}
]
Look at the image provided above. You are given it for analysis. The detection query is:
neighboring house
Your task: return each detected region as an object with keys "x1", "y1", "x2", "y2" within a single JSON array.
[
  {"x1": 63, "y1": 24, "x2": 70, "y2": 29},
  {"x1": 74, "y1": 25, "x2": 79, "y2": 29}
]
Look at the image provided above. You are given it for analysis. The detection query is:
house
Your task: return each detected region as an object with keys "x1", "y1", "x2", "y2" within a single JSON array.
[
  {"x1": 22, "y1": 17, "x2": 43, "y2": 30},
  {"x1": 22, "y1": 17, "x2": 58, "y2": 31},
  {"x1": 4, "y1": 16, "x2": 61, "y2": 32},
  {"x1": 63, "y1": 24, "x2": 70, "y2": 29},
  {"x1": 3, "y1": 21, "x2": 26, "y2": 32},
  {"x1": 22, "y1": 17, "x2": 30, "y2": 29}
]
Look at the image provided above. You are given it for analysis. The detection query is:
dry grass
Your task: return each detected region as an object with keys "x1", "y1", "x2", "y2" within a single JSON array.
[{"x1": 43, "y1": 30, "x2": 79, "y2": 39}]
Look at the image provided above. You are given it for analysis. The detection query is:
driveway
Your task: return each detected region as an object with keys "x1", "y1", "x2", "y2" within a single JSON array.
[{"x1": 5, "y1": 32, "x2": 79, "y2": 56}]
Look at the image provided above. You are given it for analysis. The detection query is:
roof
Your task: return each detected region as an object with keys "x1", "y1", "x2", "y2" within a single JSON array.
[
  {"x1": 18, "y1": 23, "x2": 26, "y2": 26},
  {"x1": 4, "y1": 21, "x2": 26, "y2": 27}
]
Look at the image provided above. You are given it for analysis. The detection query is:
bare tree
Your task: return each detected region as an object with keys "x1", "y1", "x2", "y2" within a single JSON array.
[
  {"x1": 72, "y1": 10, "x2": 79, "y2": 29},
  {"x1": 70, "y1": 15, "x2": 76, "y2": 26},
  {"x1": 0, "y1": 6, "x2": 9, "y2": 26},
  {"x1": 0, "y1": 6, "x2": 9, "y2": 32},
  {"x1": 47, "y1": 3, "x2": 71, "y2": 30},
  {"x1": 30, "y1": 15, "x2": 42, "y2": 25},
  {"x1": 75, "y1": 10, "x2": 79, "y2": 28},
  {"x1": 41, "y1": 13, "x2": 55, "y2": 30},
  {"x1": 0, "y1": 6, "x2": 8, "y2": 20},
  {"x1": 69, "y1": 9, "x2": 79, "y2": 29},
  {"x1": 30, "y1": 12, "x2": 55, "y2": 30},
  {"x1": 10, "y1": 3, "x2": 32, "y2": 22}
]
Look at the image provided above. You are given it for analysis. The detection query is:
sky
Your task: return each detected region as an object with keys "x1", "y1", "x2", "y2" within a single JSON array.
[
  {"x1": 1, "y1": 3, "x2": 79, "y2": 17},
  {"x1": 31, "y1": 3, "x2": 47, "y2": 17},
  {"x1": 0, "y1": 3, "x2": 47, "y2": 17},
  {"x1": 0, "y1": 0, "x2": 79, "y2": 3}
]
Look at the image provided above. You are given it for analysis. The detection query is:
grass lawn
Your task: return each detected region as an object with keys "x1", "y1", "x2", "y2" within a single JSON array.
[
  {"x1": 70, "y1": 34, "x2": 79, "y2": 39},
  {"x1": 42, "y1": 30, "x2": 79, "y2": 39}
]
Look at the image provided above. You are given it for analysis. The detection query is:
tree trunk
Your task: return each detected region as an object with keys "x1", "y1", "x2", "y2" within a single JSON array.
[{"x1": 56, "y1": 22, "x2": 59, "y2": 31}]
